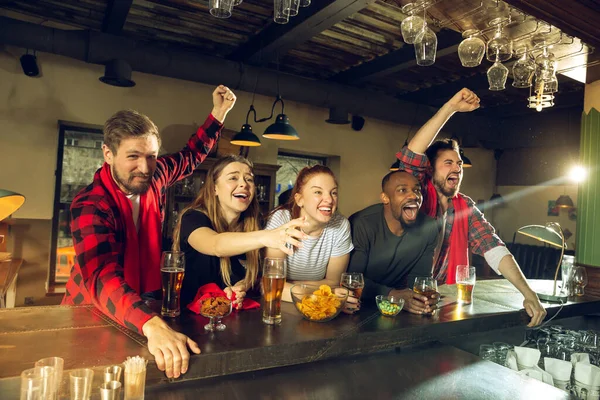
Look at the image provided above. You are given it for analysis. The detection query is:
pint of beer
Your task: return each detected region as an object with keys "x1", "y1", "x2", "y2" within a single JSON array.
[
  {"x1": 456, "y1": 265, "x2": 476, "y2": 305},
  {"x1": 262, "y1": 258, "x2": 287, "y2": 325},
  {"x1": 160, "y1": 251, "x2": 185, "y2": 317}
]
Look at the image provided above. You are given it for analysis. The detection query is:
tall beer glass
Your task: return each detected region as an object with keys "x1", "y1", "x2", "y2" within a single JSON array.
[
  {"x1": 160, "y1": 251, "x2": 185, "y2": 317},
  {"x1": 456, "y1": 265, "x2": 476, "y2": 304},
  {"x1": 262, "y1": 258, "x2": 287, "y2": 325}
]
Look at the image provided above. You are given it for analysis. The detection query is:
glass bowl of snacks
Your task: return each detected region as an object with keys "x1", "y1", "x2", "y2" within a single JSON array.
[
  {"x1": 199, "y1": 296, "x2": 232, "y2": 331},
  {"x1": 376, "y1": 295, "x2": 404, "y2": 317},
  {"x1": 290, "y1": 284, "x2": 349, "y2": 322}
]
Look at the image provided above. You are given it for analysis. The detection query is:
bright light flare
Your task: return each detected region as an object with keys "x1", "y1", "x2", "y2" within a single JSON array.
[{"x1": 568, "y1": 165, "x2": 587, "y2": 183}]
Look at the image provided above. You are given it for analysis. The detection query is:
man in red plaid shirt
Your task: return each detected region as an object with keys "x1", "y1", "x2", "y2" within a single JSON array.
[
  {"x1": 396, "y1": 88, "x2": 546, "y2": 327},
  {"x1": 62, "y1": 85, "x2": 237, "y2": 378}
]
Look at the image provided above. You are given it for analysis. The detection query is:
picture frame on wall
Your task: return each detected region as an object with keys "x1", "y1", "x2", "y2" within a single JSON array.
[{"x1": 547, "y1": 200, "x2": 559, "y2": 217}]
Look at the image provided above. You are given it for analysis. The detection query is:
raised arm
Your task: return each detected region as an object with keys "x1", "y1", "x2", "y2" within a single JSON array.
[
  {"x1": 407, "y1": 88, "x2": 480, "y2": 154},
  {"x1": 155, "y1": 85, "x2": 237, "y2": 189}
]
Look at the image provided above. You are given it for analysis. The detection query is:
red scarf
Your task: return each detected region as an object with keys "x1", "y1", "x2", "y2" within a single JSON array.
[
  {"x1": 421, "y1": 180, "x2": 470, "y2": 284},
  {"x1": 99, "y1": 164, "x2": 162, "y2": 294}
]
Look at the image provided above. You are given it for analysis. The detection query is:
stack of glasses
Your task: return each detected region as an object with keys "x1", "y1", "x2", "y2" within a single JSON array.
[
  {"x1": 20, "y1": 356, "x2": 126, "y2": 400},
  {"x1": 478, "y1": 326, "x2": 600, "y2": 396}
]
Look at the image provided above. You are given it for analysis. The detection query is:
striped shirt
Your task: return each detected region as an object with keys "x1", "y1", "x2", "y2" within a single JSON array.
[{"x1": 265, "y1": 209, "x2": 354, "y2": 281}]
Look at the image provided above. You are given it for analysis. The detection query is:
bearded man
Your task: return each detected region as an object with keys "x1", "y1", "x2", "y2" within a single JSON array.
[
  {"x1": 62, "y1": 85, "x2": 237, "y2": 378},
  {"x1": 395, "y1": 87, "x2": 546, "y2": 327}
]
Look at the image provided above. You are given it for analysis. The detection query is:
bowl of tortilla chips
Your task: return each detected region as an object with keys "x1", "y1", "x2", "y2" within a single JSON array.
[{"x1": 290, "y1": 284, "x2": 349, "y2": 322}]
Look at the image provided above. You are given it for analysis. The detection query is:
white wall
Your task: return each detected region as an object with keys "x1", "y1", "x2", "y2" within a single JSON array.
[{"x1": 0, "y1": 46, "x2": 424, "y2": 219}]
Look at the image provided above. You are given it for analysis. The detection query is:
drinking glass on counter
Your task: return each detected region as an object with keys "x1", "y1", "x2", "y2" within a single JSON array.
[
  {"x1": 160, "y1": 251, "x2": 185, "y2": 317},
  {"x1": 571, "y1": 266, "x2": 588, "y2": 296},
  {"x1": 493, "y1": 342, "x2": 513, "y2": 366},
  {"x1": 340, "y1": 272, "x2": 364, "y2": 299},
  {"x1": 100, "y1": 381, "x2": 122, "y2": 400},
  {"x1": 69, "y1": 369, "x2": 94, "y2": 400},
  {"x1": 103, "y1": 365, "x2": 122, "y2": 384},
  {"x1": 479, "y1": 344, "x2": 496, "y2": 362},
  {"x1": 34, "y1": 357, "x2": 63, "y2": 397},
  {"x1": 262, "y1": 258, "x2": 287, "y2": 325},
  {"x1": 413, "y1": 276, "x2": 438, "y2": 314},
  {"x1": 561, "y1": 255, "x2": 575, "y2": 295},
  {"x1": 21, "y1": 366, "x2": 56, "y2": 400},
  {"x1": 456, "y1": 265, "x2": 476, "y2": 305}
]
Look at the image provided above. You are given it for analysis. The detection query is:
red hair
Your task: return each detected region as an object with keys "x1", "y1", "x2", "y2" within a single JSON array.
[{"x1": 272, "y1": 165, "x2": 338, "y2": 219}]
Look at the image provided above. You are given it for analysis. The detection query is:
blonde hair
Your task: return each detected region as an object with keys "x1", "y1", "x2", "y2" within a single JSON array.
[{"x1": 172, "y1": 155, "x2": 260, "y2": 288}]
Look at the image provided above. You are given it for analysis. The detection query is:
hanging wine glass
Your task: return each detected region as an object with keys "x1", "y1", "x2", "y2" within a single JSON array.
[
  {"x1": 486, "y1": 19, "x2": 513, "y2": 62},
  {"x1": 285, "y1": 0, "x2": 300, "y2": 17},
  {"x1": 414, "y1": 24, "x2": 437, "y2": 66},
  {"x1": 512, "y1": 47, "x2": 535, "y2": 88},
  {"x1": 401, "y1": 3, "x2": 425, "y2": 44},
  {"x1": 544, "y1": 72, "x2": 558, "y2": 93},
  {"x1": 458, "y1": 29, "x2": 485, "y2": 67},
  {"x1": 487, "y1": 57, "x2": 509, "y2": 91},
  {"x1": 535, "y1": 47, "x2": 556, "y2": 82},
  {"x1": 232, "y1": 0, "x2": 242, "y2": 5},
  {"x1": 273, "y1": 0, "x2": 290, "y2": 24},
  {"x1": 209, "y1": 0, "x2": 234, "y2": 18}
]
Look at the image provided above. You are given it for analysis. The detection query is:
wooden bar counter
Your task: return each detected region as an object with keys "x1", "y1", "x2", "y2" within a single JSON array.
[{"x1": 0, "y1": 280, "x2": 598, "y2": 398}]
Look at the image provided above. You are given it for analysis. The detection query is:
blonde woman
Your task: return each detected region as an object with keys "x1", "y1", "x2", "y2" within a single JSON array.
[{"x1": 172, "y1": 155, "x2": 306, "y2": 309}]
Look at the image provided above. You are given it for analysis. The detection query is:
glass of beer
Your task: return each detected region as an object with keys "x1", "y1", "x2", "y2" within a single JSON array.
[
  {"x1": 340, "y1": 272, "x2": 364, "y2": 298},
  {"x1": 262, "y1": 258, "x2": 287, "y2": 325},
  {"x1": 413, "y1": 276, "x2": 438, "y2": 314},
  {"x1": 456, "y1": 265, "x2": 476, "y2": 304},
  {"x1": 160, "y1": 251, "x2": 185, "y2": 317}
]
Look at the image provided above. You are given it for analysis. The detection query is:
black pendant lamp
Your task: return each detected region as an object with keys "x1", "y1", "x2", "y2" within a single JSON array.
[
  {"x1": 390, "y1": 160, "x2": 400, "y2": 171},
  {"x1": 555, "y1": 195, "x2": 575, "y2": 208},
  {"x1": 326, "y1": 107, "x2": 351, "y2": 124},
  {"x1": 459, "y1": 148, "x2": 472, "y2": 168},
  {"x1": 230, "y1": 105, "x2": 261, "y2": 147},
  {"x1": 99, "y1": 59, "x2": 136, "y2": 87},
  {"x1": 262, "y1": 96, "x2": 299, "y2": 141}
]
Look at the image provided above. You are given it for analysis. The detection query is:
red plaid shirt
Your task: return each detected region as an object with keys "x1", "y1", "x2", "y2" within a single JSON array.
[
  {"x1": 62, "y1": 115, "x2": 222, "y2": 334},
  {"x1": 396, "y1": 147, "x2": 505, "y2": 282}
]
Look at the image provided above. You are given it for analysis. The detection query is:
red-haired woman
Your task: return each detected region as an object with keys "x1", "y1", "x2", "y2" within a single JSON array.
[{"x1": 266, "y1": 165, "x2": 354, "y2": 304}]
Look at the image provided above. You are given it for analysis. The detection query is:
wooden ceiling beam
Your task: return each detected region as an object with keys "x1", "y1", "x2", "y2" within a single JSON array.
[
  {"x1": 227, "y1": 0, "x2": 375, "y2": 63},
  {"x1": 102, "y1": 0, "x2": 133, "y2": 34},
  {"x1": 329, "y1": 29, "x2": 462, "y2": 84},
  {"x1": 502, "y1": 0, "x2": 600, "y2": 49}
]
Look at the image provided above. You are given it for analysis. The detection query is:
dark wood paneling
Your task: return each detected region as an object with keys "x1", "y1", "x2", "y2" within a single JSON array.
[
  {"x1": 503, "y1": 0, "x2": 600, "y2": 48},
  {"x1": 102, "y1": 0, "x2": 132, "y2": 34}
]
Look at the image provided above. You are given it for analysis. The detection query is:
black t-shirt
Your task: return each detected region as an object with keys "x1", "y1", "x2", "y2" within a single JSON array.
[
  {"x1": 179, "y1": 209, "x2": 247, "y2": 308},
  {"x1": 347, "y1": 204, "x2": 439, "y2": 299}
]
